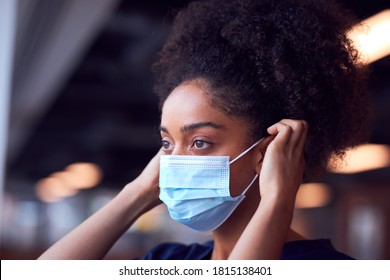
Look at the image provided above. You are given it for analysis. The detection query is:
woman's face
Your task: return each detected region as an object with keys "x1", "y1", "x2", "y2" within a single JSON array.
[{"x1": 160, "y1": 79, "x2": 261, "y2": 196}]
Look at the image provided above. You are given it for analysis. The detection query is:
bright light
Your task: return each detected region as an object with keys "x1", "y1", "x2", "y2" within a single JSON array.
[
  {"x1": 349, "y1": 10, "x2": 390, "y2": 63},
  {"x1": 295, "y1": 183, "x2": 331, "y2": 209},
  {"x1": 64, "y1": 162, "x2": 102, "y2": 189},
  {"x1": 35, "y1": 162, "x2": 103, "y2": 203},
  {"x1": 51, "y1": 171, "x2": 81, "y2": 189},
  {"x1": 35, "y1": 177, "x2": 78, "y2": 203},
  {"x1": 328, "y1": 144, "x2": 390, "y2": 174}
]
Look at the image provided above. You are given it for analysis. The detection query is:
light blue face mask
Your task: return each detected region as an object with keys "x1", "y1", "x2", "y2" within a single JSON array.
[{"x1": 159, "y1": 139, "x2": 263, "y2": 232}]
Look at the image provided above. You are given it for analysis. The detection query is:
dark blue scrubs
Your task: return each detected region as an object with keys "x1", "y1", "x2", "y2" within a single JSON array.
[{"x1": 137, "y1": 239, "x2": 354, "y2": 260}]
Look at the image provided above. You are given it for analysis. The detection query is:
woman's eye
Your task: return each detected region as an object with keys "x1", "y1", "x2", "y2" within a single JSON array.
[
  {"x1": 192, "y1": 140, "x2": 210, "y2": 150},
  {"x1": 161, "y1": 140, "x2": 173, "y2": 151}
]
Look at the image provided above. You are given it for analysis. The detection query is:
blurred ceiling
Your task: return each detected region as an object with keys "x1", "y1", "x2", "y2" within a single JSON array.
[
  {"x1": 5, "y1": 0, "x2": 390, "y2": 198},
  {"x1": 9, "y1": 0, "x2": 120, "y2": 161}
]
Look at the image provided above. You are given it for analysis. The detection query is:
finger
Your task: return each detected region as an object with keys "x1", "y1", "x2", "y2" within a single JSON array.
[
  {"x1": 259, "y1": 135, "x2": 275, "y2": 154},
  {"x1": 267, "y1": 122, "x2": 293, "y2": 148},
  {"x1": 143, "y1": 149, "x2": 162, "y2": 172},
  {"x1": 278, "y1": 119, "x2": 308, "y2": 150},
  {"x1": 295, "y1": 120, "x2": 309, "y2": 152}
]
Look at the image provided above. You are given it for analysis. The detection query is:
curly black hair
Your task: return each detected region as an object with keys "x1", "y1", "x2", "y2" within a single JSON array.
[{"x1": 152, "y1": 0, "x2": 371, "y2": 179}]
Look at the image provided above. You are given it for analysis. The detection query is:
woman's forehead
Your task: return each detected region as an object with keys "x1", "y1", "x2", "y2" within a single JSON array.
[{"x1": 161, "y1": 82, "x2": 252, "y2": 138}]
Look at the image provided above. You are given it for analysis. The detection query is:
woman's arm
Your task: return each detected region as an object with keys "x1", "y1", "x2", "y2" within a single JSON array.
[
  {"x1": 38, "y1": 150, "x2": 162, "y2": 260},
  {"x1": 229, "y1": 119, "x2": 308, "y2": 259}
]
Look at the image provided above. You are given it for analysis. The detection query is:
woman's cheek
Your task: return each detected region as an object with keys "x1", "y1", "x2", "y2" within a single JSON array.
[{"x1": 229, "y1": 163, "x2": 254, "y2": 196}]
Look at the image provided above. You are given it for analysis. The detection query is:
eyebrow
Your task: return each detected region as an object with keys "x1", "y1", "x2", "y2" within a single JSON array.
[{"x1": 159, "y1": 122, "x2": 225, "y2": 134}]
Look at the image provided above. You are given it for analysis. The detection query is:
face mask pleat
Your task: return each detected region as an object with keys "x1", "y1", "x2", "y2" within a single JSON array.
[
  {"x1": 160, "y1": 164, "x2": 229, "y2": 191},
  {"x1": 159, "y1": 187, "x2": 233, "y2": 200},
  {"x1": 160, "y1": 155, "x2": 230, "y2": 166}
]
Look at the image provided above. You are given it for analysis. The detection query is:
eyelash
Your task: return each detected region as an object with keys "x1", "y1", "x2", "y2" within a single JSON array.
[
  {"x1": 191, "y1": 139, "x2": 211, "y2": 150},
  {"x1": 160, "y1": 139, "x2": 212, "y2": 152},
  {"x1": 161, "y1": 139, "x2": 173, "y2": 151}
]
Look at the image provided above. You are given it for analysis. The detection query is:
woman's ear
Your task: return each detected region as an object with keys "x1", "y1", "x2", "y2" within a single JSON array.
[{"x1": 254, "y1": 136, "x2": 274, "y2": 174}]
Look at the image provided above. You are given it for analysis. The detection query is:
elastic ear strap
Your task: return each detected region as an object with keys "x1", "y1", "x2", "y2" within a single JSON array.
[
  {"x1": 229, "y1": 138, "x2": 264, "y2": 165},
  {"x1": 242, "y1": 174, "x2": 259, "y2": 195}
]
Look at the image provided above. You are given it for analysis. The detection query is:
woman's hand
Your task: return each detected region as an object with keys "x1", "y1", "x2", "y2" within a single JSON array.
[
  {"x1": 130, "y1": 149, "x2": 163, "y2": 211},
  {"x1": 229, "y1": 119, "x2": 308, "y2": 260},
  {"x1": 259, "y1": 119, "x2": 308, "y2": 206}
]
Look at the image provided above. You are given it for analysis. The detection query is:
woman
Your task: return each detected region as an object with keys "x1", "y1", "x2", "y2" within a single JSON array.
[{"x1": 39, "y1": 0, "x2": 370, "y2": 260}]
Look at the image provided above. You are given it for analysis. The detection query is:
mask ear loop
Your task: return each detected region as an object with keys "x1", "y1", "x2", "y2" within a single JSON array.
[
  {"x1": 241, "y1": 173, "x2": 259, "y2": 196},
  {"x1": 229, "y1": 138, "x2": 264, "y2": 165},
  {"x1": 230, "y1": 138, "x2": 264, "y2": 196}
]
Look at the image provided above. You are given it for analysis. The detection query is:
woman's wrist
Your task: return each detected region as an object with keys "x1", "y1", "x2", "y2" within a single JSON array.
[{"x1": 256, "y1": 191, "x2": 296, "y2": 229}]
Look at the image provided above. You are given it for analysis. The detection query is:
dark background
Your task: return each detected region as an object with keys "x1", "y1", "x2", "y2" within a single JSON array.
[
  {"x1": 2, "y1": 0, "x2": 390, "y2": 259},
  {"x1": 7, "y1": 0, "x2": 390, "y2": 190}
]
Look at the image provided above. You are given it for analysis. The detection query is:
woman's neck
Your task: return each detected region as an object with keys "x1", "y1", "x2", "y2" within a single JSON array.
[
  {"x1": 210, "y1": 185, "x2": 259, "y2": 259},
  {"x1": 210, "y1": 186, "x2": 305, "y2": 260}
]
